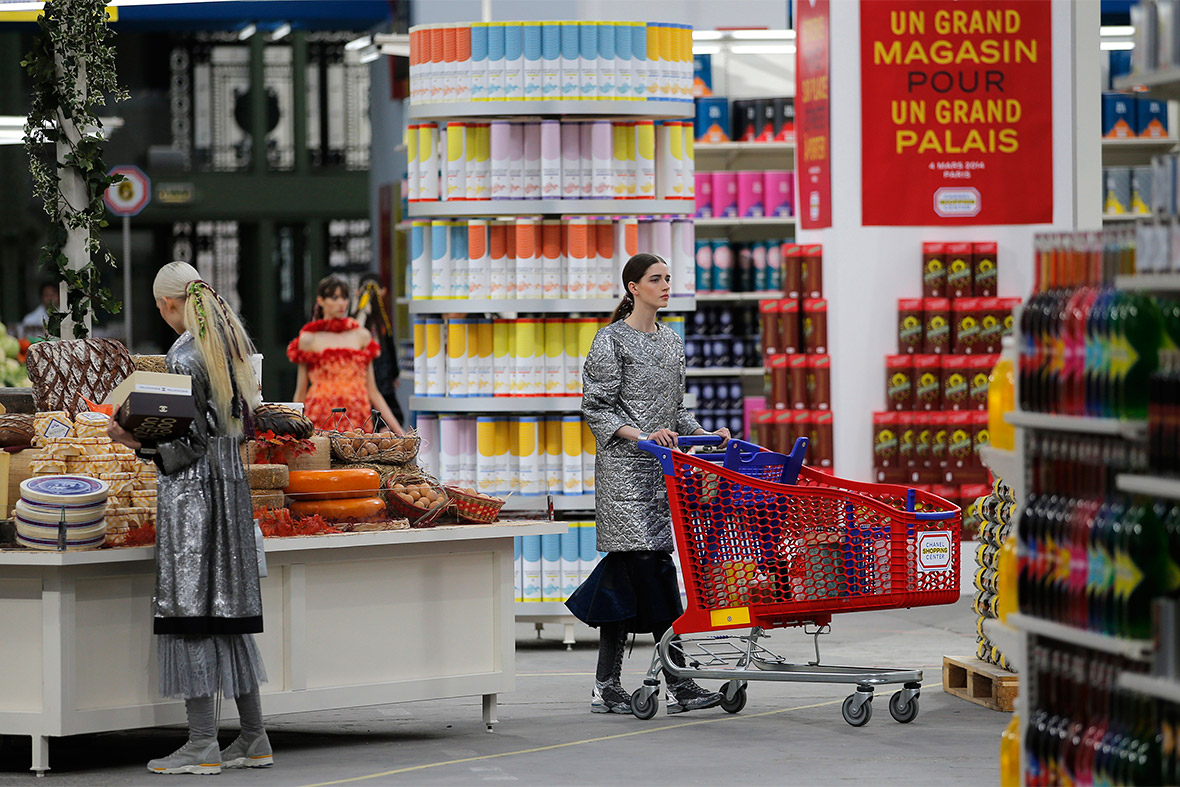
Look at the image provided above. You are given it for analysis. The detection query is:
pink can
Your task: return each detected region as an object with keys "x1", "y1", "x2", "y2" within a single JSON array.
[
  {"x1": 711, "y1": 171, "x2": 738, "y2": 218},
  {"x1": 695, "y1": 171, "x2": 713, "y2": 218},
  {"x1": 737, "y1": 171, "x2": 764, "y2": 218},
  {"x1": 764, "y1": 170, "x2": 794, "y2": 217}
]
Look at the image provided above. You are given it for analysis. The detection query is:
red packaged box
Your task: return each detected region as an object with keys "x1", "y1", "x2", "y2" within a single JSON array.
[
  {"x1": 782, "y1": 244, "x2": 803, "y2": 299},
  {"x1": 930, "y1": 412, "x2": 949, "y2": 480},
  {"x1": 898, "y1": 298, "x2": 925, "y2": 355},
  {"x1": 972, "y1": 242, "x2": 998, "y2": 298},
  {"x1": 774, "y1": 410, "x2": 794, "y2": 456},
  {"x1": 759, "y1": 299, "x2": 782, "y2": 357},
  {"x1": 768, "y1": 353, "x2": 789, "y2": 409},
  {"x1": 753, "y1": 410, "x2": 777, "y2": 452},
  {"x1": 977, "y1": 297, "x2": 1003, "y2": 353},
  {"x1": 946, "y1": 242, "x2": 973, "y2": 298},
  {"x1": 922, "y1": 242, "x2": 947, "y2": 298},
  {"x1": 885, "y1": 354, "x2": 914, "y2": 411},
  {"x1": 946, "y1": 412, "x2": 974, "y2": 476},
  {"x1": 780, "y1": 299, "x2": 801, "y2": 353},
  {"x1": 941, "y1": 355, "x2": 970, "y2": 411},
  {"x1": 923, "y1": 298, "x2": 951, "y2": 354},
  {"x1": 952, "y1": 298, "x2": 982, "y2": 355},
  {"x1": 1001, "y1": 297, "x2": 1021, "y2": 338},
  {"x1": 788, "y1": 354, "x2": 808, "y2": 409},
  {"x1": 872, "y1": 411, "x2": 904, "y2": 483},
  {"x1": 931, "y1": 484, "x2": 959, "y2": 512},
  {"x1": 913, "y1": 355, "x2": 942, "y2": 411},
  {"x1": 791, "y1": 409, "x2": 812, "y2": 451},
  {"x1": 968, "y1": 355, "x2": 996, "y2": 411},
  {"x1": 898, "y1": 412, "x2": 916, "y2": 477},
  {"x1": 801, "y1": 244, "x2": 823, "y2": 298},
  {"x1": 912, "y1": 412, "x2": 933, "y2": 474},
  {"x1": 807, "y1": 354, "x2": 831, "y2": 410},
  {"x1": 802, "y1": 298, "x2": 828, "y2": 354},
  {"x1": 811, "y1": 410, "x2": 834, "y2": 468}
]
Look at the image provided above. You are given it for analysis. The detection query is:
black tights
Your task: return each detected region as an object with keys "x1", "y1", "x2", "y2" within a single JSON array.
[{"x1": 595, "y1": 621, "x2": 686, "y2": 684}]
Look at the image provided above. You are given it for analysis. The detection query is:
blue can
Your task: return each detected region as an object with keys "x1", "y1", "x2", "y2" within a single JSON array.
[{"x1": 694, "y1": 96, "x2": 730, "y2": 142}]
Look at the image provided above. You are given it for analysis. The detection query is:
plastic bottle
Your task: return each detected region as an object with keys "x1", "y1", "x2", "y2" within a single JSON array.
[
  {"x1": 1001, "y1": 713, "x2": 1022, "y2": 787},
  {"x1": 997, "y1": 531, "x2": 1018, "y2": 622},
  {"x1": 988, "y1": 336, "x2": 1018, "y2": 451}
]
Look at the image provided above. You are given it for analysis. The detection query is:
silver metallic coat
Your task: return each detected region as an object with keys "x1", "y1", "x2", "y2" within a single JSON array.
[
  {"x1": 153, "y1": 332, "x2": 262, "y2": 635},
  {"x1": 582, "y1": 321, "x2": 702, "y2": 552}
]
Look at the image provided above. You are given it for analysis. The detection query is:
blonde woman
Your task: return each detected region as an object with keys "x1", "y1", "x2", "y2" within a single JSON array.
[{"x1": 108, "y1": 262, "x2": 272, "y2": 775}]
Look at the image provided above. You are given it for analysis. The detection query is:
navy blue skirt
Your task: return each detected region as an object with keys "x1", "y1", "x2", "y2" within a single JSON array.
[{"x1": 565, "y1": 550, "x2": 684, "y2": 633}]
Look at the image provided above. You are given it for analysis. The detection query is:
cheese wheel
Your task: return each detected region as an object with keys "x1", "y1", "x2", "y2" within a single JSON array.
[
  {"x1": 289, "y1": 496, "x2": 386, "y2": 523},
  {"x1": 33, "y1": 412, "x2": 72, "y2": 445},
  {"x1": 15, "y1": 497, "x2": 107, "y2": 525},
  {"x1": 74, "y1": 412, "x2": 111, "y2": 439},
  {"x1": 285, "y1": 469, "x2": 381, "y2": 501},
  {"x1": 20, "y1": 475, "x2": 110, "y2": 506},
  {"x1": 247, "y1": 463, "x2": 290, "y2": 491},
  {"x1": 250, "y1": 490, "x2": 285, "y2": 512},
  {"x1": 17, "y1": 521, "x2": 107, "y2": 551}
]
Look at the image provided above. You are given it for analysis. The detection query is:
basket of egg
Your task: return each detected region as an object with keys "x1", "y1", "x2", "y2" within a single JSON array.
[
  {"x1": 444, "y1": 486, "x2": 506, "y2": 524},
  {"x1": 386, "y1": 479, "x2": 450, "y2": 528}
]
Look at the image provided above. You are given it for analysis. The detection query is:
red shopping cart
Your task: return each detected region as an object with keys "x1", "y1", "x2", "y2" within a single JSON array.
[{"x1": 632, "y1": 435, "x2": 961, "y2": 726}]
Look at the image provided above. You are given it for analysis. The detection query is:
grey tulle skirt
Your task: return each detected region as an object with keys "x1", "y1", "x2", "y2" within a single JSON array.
[{"x1": 157, "y1": 633, "x2": 268, "y2": 699}]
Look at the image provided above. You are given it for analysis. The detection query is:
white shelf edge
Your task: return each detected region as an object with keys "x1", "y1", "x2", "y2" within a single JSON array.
[
  {"x1": 1115, "y1": 272, "x2": 1180, "y2": 292},
  {"x1": 410, "y1": 393, "x2": 696, "y2": 412},
  {"x1": 1100, "y1": 136, "x2": 1179, "y2": 149},
  {"x1": 1117, "y1": 672, "x2": 1180, "y2": 704},
  {"x1": 408, "y1": 199, "x2": 693, "y2": 218},
  {"x1": 501, "y1": 494, "x2": 595, "y2": 512},
  {"x1": 1005, "y1": 410, "x2": 1147, "y2": 439},
  {"x1": 1115, "y1": 69, "x2": 1180, "y2": 98},
  {"x1": 693, "y1": 217, "x2": 796, "y2": 228},
  {"x1": 404, "y1": 297, "x2": 696, "y2": 314},
  {"x1": 1008, "y1": 612, "x2": 1153, "y2": 662},
  {"x1": 514, "y1": 600, "x2": 577, "y2": 617},
  {"x1": 1102, "y1": 213, "x2": 1149, "y2": 223},
  {"x1": 1116, "y1": 473, "x2": 1180, "y2": 501},
  {"x1": 978, "y1": 445, "x2": 1021, "y2": 484},
  {"x1": 981, "y1": 618, "x2": 1026, "y2": 674},
  {"x1": 695, "y1": 142, "x2": 795, "y2": 154},
  {"x1": 685, "y1": 367, "x2": 764, "y2": 377},
  {"x1": 408, "y1": 100, "x2": 695, "y2": 121},
  {"x1": 694, "y1": 291, "x2": 779, "y2": 302}
]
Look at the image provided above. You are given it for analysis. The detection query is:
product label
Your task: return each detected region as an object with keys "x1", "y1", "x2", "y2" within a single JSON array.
[{"x1": 917, "y1": 530, "x2": 953, "y2": 572}]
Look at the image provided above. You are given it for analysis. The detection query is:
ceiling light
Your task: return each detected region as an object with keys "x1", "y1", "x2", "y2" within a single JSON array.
[
  {"x1": 269, "y1": 23, "x2": 291, "y2": 42},
  {"x1": 729, "y1": 29, "x2": 796, "y2": 40},
  {"x1": 1100, "y1": 25, "x2": 1136, "y2": 37},
  {"x1": 237, "y1": 23, "x2": 256, "y2": 41},
  {"x1": 1100, "y1": 41, "x2": 1135, "y2": 51},
  {"x1": 692, "y1": 45, "x2": 721, "y2": 55},
  {"x1": 345, "y1": 35, "x2": 373, "y2": 51},
  {"x1": 730, "y1": 44, "x2": 796, "y2": 55}
]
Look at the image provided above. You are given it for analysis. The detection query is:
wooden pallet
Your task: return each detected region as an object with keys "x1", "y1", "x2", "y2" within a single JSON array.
[{"x1": 942, "y1": 655, "x2": 1018, "y2": 712}]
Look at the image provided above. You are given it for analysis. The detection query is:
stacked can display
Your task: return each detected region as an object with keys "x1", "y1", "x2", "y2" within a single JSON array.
[
  {"x1": 416, "y1": 413, "x2": 596, "y2": 499},
  {"x1": 973, "y1": 480, "x2": 1016, "y2": 669},
  {"x1": 516, "y1": 523, "x2": 602, "y2": 603},
  {"x1": 691, "y1": 95, "x2": 795, "y2": 144},
  {"x1": 683, "y1": 302, "x2": 761, "y2": 369},
  {"x1": 406, "y1": 119, "x2": 695, "y2": 203},
  {"x1": 695, "y1": 169, "x2": 794, "y2": 219},
  {"x1": 408, "y1": 21, "x2": 694, "y2": 105},
  {"x1": 693, "y1": 239, "x2": 791, "y2": 294}
]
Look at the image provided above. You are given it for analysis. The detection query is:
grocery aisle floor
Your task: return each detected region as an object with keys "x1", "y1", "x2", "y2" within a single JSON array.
[{"x1": 0, "y1": 589, "x2": 1006, "y2": 786}]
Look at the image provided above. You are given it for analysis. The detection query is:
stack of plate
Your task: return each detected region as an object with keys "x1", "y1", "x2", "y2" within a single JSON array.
[{"x1": 14, "y1": 475, "x2": 109, "y2": 551}]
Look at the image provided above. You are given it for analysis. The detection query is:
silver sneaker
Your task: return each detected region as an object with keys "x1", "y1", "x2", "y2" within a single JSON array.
[
  {"x1": 147, "y1": 739, "x2": 222, "y2": 775},
  {"x1": 590, "y1": 682, "x2": 633, "y2": 714},
  {"x1": 220, "y1": 731, "x2": 274, "y2": 769},
  {"x1": 666, "y1": 679, "x2": 723, "y2": 714}
]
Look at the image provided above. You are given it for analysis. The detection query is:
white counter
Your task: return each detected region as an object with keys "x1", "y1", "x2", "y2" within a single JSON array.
[{"x1": 0, "y1": 520, "x2": 566, "y2": 775}]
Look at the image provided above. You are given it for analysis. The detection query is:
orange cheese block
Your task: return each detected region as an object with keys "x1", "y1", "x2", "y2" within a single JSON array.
[
  {"x1": 284, "y1": 469, "x2": 380, "y2": 501},
  {"x1": 289, "y1": 496, "x2": 386, "y2": 523}
]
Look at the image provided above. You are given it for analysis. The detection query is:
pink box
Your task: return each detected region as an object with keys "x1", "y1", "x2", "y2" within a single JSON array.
[
  {"x1": 695, "y1": 171, "x2": 713, "y2": 218},
  {"x1": 711, "y1": 171, "x2": 738, "y2": 218},
  {"x1": 737, "y1": 170, "x2": 764, "y2": 218},
  {"x1": 764, "y1": 170, "x2": 794, "y2": 218}
]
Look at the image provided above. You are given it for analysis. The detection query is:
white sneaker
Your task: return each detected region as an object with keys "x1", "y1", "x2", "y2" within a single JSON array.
[{"x1": 220, "y1": 731, "x2": 274, "y2": 768}]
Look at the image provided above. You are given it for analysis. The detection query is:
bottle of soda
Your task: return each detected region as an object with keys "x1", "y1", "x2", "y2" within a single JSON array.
[{"x1": 1121, "y1": 294, "x2": 1163, "y2": 421}]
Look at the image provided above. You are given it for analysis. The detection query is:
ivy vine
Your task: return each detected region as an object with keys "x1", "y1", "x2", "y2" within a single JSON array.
[{"x1": 21, "y1": 0, "x2": 128, "y2": 339}]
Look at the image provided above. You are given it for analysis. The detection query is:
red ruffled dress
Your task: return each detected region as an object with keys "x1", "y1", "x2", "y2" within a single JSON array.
[{"x1": 287, "y1": 318, "x2": 381, "y2": 431}]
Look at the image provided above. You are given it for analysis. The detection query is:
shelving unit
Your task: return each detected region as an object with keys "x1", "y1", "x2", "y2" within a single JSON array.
[
  {"x1": 1004, "y1": 410, "x2": 1147, "y2": 439},
  {"x1": 1100, "y1": 136, "x2": 1179, "y2": 166},
  {"x1": 501, "y1": 494, "x2": 595, "y2": 513},
  {"x1": 978, "y1": 445, "x2": 1023, "y2": 499},
  {"x1": 1116, "y1": 473, "x2": 1180, "y2": 500},
  {"x1": 694, "y1": 216, "x2": 795, "y2": 229},
  {"x1": 686, "y1": 366, "x2": 764, "y2": 378},
  {"x1": 1115, "y1": 69, "x2": 1180, "y2": 101},
  {"x1": 1117, "y1": 672, "x2": 1180, "y2": 705},
  {"x1": 408, "y1": 100, "x2": 695, "y2": 121},
  {"x1": 404, "y1": 297, "x2": 697, "y2": 315},
  {"x1": 1114, "y1": 272, "x2": 1180, "y2": 292},
  {"x1": 407, "y1": 199, "x2": 691, "y2": 219},
  {"x1": 694, "y1": 142, "x2": 795, "y2": 170},
  {"x1": 410, "y1": 393, "x2": 698, "y2": 413},
  {"x1": 1008, "y1": 613, "x2": 1153, "y2": 662},
  {"x1": 695, "y1": 291, "x2": 777, "y2": 302},
  {"x1": 1102, "y1": 212, "x2": 1147, "y2": 223}
]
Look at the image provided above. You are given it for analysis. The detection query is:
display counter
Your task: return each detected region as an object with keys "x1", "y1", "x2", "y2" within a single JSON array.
[{"x1": 0, "y1": 520, "x2": 565, "y2": 775}]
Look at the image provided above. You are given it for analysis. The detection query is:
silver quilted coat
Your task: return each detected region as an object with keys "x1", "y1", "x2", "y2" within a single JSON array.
[{"x1": 582, "y1": 321, "x2": 702, "y2": 552}]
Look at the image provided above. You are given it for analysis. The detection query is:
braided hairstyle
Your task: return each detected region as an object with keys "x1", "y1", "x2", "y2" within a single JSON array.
[
  {"x1": 152, "y1": 262, "x2": 261, "y2": 437},
  {"x1": 609, "y1": 253, "x2": 667, "y2": 323}
]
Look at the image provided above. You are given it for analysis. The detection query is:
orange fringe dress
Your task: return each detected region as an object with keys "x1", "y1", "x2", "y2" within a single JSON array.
[{"x1": 287, "y1": 318, "x2": 380, "y2": 431}]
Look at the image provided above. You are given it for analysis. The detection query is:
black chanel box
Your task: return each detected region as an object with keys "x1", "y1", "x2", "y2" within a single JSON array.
[{"x1": 105, "y1": 372, "x2": 195, "y2": 446}]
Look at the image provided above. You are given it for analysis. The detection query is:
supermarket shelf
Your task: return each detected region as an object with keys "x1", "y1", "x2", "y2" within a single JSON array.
[
  {"x1": 408, "y1": 199, "x2": 692, "y2": 218},
  {"x1": 982, "y1": 618, "x2": 1026, "y2": 674},
  {"x1": 1101, "y1": 136, "x2": 1179, "y2": 166},
  {"x1": 501, "y1": 494, "x2": 595, "y2": 513},
  {"x1": 404, "y1": 296, "x2": 696, "y2": 314},
  {"x1": 1102, "y1": 213, "x2": 1149, "y2": 223},
  {"x1": 1008, "y1": 612, "x2": 1153, "y2": 662},
  {"x1": 1005, "y1": 410, "x2": 1148, "y2": 439},
  {"x1": 695, "y1": 142, "x2": 795, "y2": 154},
  {"x1": 694, "y1": 141, "x2": 795, "y2": 170},
  {"x1": 686, "y1": 366, "x2": 765, "y2": 378},
  {"x1": 1117, "y1": 672, "x2": 1180, "y2": 704},
  {"x1": 1116, "y1": 473, "x2": 1180, "y2": 501},
  {"x1": 411, "y1": 393, "x2": 697, "y2": 413},
  {"x1": 1115, "y1": 69, "x2": 1180, "y2": 101},
  {"x1": 1115, "y1": 272, "x2": 1180, "y2": 292},
  {"x1": 693, "y1": 216, "x2": 795, "y2": 228},
  {"x1": 408, "y1": 100, "x2": 695, "y2": 121},
  {"x1": 515, "y1": 601, "x2": 578, "y2": 617},
  {"x1": 694, "y1": 291, "x2": 779, "y2": 302},
  {"x1": 979, "y1": 445, "x2": 1021, "y2": 485}
]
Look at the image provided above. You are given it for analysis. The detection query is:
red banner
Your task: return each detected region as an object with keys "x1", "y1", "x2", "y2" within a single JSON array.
[
  {"x1": 860, "y1": 0, "x2": 1053, "y2": 225},
  {"x1": 796, "y1": 0, "x2": 832, "y2": 229}
]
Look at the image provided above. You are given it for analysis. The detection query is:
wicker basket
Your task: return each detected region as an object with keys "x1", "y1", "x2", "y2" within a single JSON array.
[
  {"x1": 445, "y1": 486, "x2": 505, "y2": 524},
  {"x1": 385, "y1": 480, "x2": 449, "y2": 528},
  {"x1": 0, "y1": 414, "x2": 35, "y2": 447},
  {"x1": 326, "y1": 430, "x2": 420, "y2": 465}
]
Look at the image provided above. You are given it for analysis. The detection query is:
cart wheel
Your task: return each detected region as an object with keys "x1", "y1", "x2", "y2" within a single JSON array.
[
  {"x1": 888, "y1": 692, "x2": 919, "y2": 723},
  {"x1": 720, "y1": 683, "x2": 747, "y2": 714},
  {"x1": 631, "y1": 687, "x2": 658, "y2": 720},
  {"x1": 841, "y1": 694, "x2": 872, "y2": 727}
]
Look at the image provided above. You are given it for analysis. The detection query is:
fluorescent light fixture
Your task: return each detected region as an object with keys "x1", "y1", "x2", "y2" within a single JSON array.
[
  {"x1": 1101, "y1": 41, "x2": 1135, "y2": 50},
  {"x1": 269, "y1": 23, "x2": 291, "y2": 42},
  {"x1": 237, "y1": 23, "x2": 256, "y2": 40},
  {"x1": 691, "y1": 31, "x2": 724, "y2": 40},
  {"x1": 729, "y1": 29, "x2": 796, "y2": 40},
  {"x1": 692, "y1": 45, "x2": 721, "y2": 55},
  {"x1": 730, "y1": 44, "x2": 796, "y2": 55},
  {"x1": 357, "y1": 44, "x2": 380, "y2": 64},
  {"x1": 1100, "y1": 25, "x2": 1136, "y2": 37},
  {"x1": 345, "y1": 34, "x2": 373, "y2": 51}
]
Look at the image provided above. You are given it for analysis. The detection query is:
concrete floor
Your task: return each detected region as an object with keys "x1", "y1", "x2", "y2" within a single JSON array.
[{"x1": 0, "y1": 589, "x2": 1006, "y2": 786}]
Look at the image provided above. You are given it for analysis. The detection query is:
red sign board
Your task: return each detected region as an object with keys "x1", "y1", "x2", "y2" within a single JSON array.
[
  {"x1": 860, "y1": 0, "x2": 1053, "y2": 225},
  {"x1": 796, "y1": 0, "x2": 832, "y2": 229}
]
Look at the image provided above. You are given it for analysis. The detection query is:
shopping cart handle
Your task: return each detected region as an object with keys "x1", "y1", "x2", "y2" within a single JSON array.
[
  {"x1": 676, "y1": 435, "x2": 724, "y2": 447},
  {"x1": 914, "y1": 510, "x2": 957, "y2": 521}
]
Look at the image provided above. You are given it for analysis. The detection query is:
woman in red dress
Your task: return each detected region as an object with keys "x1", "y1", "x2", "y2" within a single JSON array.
[{"x1": 289, "y1": 276, "x2": 405, "y2": 434}]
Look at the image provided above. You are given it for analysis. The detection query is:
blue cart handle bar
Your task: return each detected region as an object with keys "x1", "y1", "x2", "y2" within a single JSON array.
[{"x1": 638, "y1": 434, "x2": 723, "y2": 475}]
